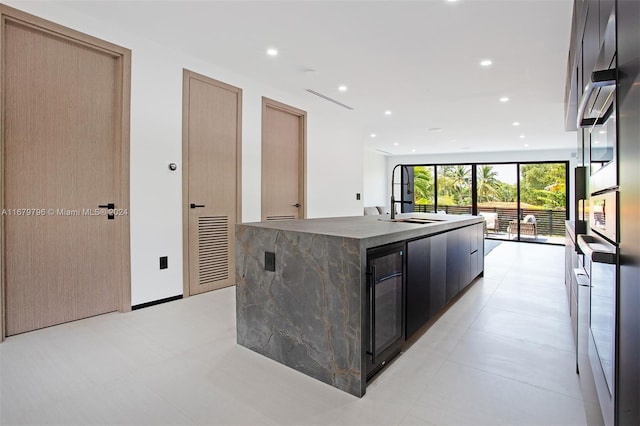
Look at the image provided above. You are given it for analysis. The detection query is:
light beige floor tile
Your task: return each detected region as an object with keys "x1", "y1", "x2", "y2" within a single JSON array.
[
  {"x1": 471, "y1": 305, "x2": 576, "y2": 352},
  {"x1": 410, "y1": 361, "x2": 587, "y2": 426},
  {"x1": 449, "y1": 329, "x2": 583, "y2": 399}
]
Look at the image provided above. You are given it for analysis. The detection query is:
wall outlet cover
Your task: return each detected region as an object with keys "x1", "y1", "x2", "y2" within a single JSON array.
[{"x1": 265, "y1": 252, "x2": 275, "y2": 272}]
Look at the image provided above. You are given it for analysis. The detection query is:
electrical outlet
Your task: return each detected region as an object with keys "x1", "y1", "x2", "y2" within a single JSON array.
[
  {"x1": 160, "y1": 256, "x2": 168, "y2": 270},
  {"x1": 265, "y1": 252, "x2": 275, "y2": 272}
]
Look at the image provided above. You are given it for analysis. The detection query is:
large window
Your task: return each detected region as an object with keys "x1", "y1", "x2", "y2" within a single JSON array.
[
  {"x1": 436, "y1": 165, "x2": 472, "y2": 214},
  {"x1": 405, "y1": 161, "x2": 568, "y2": 245}
]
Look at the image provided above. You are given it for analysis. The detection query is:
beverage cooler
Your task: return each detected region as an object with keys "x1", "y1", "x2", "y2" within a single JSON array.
[{"x1": 365, "y1": 242, "x2": 405, "y2": 379}]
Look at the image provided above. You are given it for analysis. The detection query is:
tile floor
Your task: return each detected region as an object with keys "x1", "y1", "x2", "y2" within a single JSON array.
[{"x1": 0, "y1": 242, "x2": 587, "y2": 425}]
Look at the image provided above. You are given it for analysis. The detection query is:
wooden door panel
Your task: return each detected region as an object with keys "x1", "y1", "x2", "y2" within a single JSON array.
[
  {"x1": 261, "y1": 99, "x2": 306, "y2": 221},
  {"x1": 4, "y1": 19, "x2": 122, "y2": 335},
  {"x1": 184, "y1": 71, "x2": 241, "y2": 295}
]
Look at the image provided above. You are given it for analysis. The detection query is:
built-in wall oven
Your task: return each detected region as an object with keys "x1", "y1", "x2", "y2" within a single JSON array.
[
  {"x1": 578, "y1": 195, "x2": 618, "y2": 425},
  {"x1": 365, "y1": 242, "x2": 405, "y2": 379}
]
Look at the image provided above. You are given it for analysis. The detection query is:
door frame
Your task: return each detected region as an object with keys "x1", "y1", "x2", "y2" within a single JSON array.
[
  {"x1": 261, "y1": 97, "x2": 307, "y2": 220},
  {"x1": 181, "y1": 69, "x2": 243, "y2": 297},
  {"x1": 0, "y1": 5, "x2": 132, "y2": 341}
]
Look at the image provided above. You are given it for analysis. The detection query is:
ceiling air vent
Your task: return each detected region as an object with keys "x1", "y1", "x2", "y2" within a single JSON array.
[{"x1": 305, "y1": 89, "x2": 354, "y2": 110}]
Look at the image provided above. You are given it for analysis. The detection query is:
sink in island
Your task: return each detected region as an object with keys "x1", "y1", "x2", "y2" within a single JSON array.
[{"x1": 235, "y1": 213, "x2": 484, "y2": 397}]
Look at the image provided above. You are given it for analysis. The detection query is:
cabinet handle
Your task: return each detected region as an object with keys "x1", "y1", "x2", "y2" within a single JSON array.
[
  {"x1": 577, "y1": 69, "x2": 616, "y2": 128},
  {"x1": 577, "y1": 235, "x2": 617, "y2": 264}
]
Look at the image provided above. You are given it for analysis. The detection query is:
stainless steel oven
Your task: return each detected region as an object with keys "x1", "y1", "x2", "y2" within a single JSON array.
[
  {"x1": 590, "y1": 191, "x2": 618, "y2": 243},
  {"x1": 577, "y1": 29, "x2": 617, "y2": 194},
  {"x1": 578, "y1": 232, "x2": 617, "y2": 426}
]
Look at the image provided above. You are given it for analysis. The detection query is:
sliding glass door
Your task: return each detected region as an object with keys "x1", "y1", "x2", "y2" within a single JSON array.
[
  {"x1": 476, "y1": 164, "x2": 518, "y2": 238},
  {"x1": 436, "y1": 165, "x2": 472, "y2": 215},
  {"x1": 408, "y1": 162, "x2": 568, "y2": 245},
  {"x1": 516, "y1": 163, "x2": 567, "y2": 243}
]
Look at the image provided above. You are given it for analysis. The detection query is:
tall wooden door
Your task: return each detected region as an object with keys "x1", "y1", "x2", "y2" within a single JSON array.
[
  {"x1": 261, "y1": 98, "x2": 306, "y2": 221},
  {"x1": 1, "y1": 6, "x2": 131, "y2": 338},
  {"x1": 182, "y1": 70, "x2": 242, "y2": 296}
]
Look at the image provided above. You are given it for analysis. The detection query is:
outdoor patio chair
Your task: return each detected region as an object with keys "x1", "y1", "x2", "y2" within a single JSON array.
[
  {"x1": 508, "y1": 214, "x2": 537, "y2": 239},
  {"x1": 479, "y1": 212, "x2": 498, "y2": 235}
]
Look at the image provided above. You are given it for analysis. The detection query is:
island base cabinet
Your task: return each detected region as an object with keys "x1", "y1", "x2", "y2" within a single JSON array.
[
  {"x1": 429, "y1": 233, "x2": 447, "y2": 318},
  {"x1": 405, "y1": 224, "x2": 484, "y2": 340},
  {"x1": 406, "y1": 238, "x2": 431, "y2": 338}
]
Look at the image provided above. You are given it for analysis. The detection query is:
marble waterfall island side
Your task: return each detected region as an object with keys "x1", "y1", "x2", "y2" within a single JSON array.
[{"x1": 235, "y1": 214, "x2": 482, "y2": 397}]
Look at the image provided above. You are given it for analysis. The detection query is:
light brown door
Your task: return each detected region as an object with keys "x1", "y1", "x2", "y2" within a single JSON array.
[
  {"x1": 1, "y1": 7, "x2": 131, "y2": 338},
  {"x1": 182, "y1": 70, "x2": 242, "y2": 296},
  {"x1": 261, "y1": 98, "x2": 307, "y2": 221}
]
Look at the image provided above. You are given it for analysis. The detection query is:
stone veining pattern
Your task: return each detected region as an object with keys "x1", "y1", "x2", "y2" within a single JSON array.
[{"x1": 236, "y1": 225, "x2": 363, "y2": 396}]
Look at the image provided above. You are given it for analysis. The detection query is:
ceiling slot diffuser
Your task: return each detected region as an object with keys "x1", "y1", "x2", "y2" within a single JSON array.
[{"x1": 305, "y1": 89, "x2": 354, "y2": 110}]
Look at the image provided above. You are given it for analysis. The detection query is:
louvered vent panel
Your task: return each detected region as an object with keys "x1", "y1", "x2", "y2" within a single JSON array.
[
  {"x1": 266, "y1": 215, "x2": 296, "y2": 221},
  {"x1": 198, "y1": 216, "x2": 229, "y2": 284}
]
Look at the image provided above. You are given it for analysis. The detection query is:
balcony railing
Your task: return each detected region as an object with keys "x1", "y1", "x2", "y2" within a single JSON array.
[{"x1": 413, "y1": 204, "x2": 567, "y2": 236}]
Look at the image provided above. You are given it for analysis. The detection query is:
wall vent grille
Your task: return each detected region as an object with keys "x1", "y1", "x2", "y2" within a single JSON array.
[
  {"x1": 305, "y1": 89, "x2": 354, "y2": 110},
  {"x1": 198, "y1": 216, "x2": 229, "y2": 284}
]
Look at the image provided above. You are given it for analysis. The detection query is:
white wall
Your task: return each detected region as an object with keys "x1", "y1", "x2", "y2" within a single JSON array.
[
  {"x1": 5, "y1": 1, "x2": 364, "y2": 305},
  {"x1": 363, "y1": 149, "x2": 388, "y2": 210}
]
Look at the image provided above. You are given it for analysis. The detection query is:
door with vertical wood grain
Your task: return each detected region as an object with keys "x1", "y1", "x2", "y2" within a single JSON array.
[
  {"x1": 1, "y1": 7, "x2": 131, "y2": 337},
  {"x1": 261, "y1": 98, "x2": 306, "y2": 221},
  {"x1": 182, "y1": 70, "x2": 242, "y2": 296}
]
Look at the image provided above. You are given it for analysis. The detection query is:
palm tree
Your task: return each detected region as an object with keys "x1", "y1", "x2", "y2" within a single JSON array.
[
  {"x1": 477, "y1": 165, "x2": 499, "y2": 203},
  {"x1": 446, "y1": 165, "x2": 471, "y2": 205},
  {"x1": 413, "y1": 166, "x2": 434, "y2": 204}
]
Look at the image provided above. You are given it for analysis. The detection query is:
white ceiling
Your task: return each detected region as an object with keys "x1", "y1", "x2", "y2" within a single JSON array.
[{"x1": 59, "y1": 0, "x2": 576, "y2": 156}]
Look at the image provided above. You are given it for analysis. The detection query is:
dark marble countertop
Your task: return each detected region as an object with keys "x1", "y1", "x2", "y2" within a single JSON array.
[{"x1": 239, "y1": 213, "x2": 483, "y2": 245}]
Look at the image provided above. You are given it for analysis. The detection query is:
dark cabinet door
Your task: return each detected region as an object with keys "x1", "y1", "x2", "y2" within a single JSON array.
[
  {"x1": 582, "y1": 0, "x2": 600, "y2": 81},
  {"x1": 470, "y1": 223, "x2": 484, "y2": 280},
  {"x1": 459, "y1": 226, "x2": 473, "y2": 290},
  {"x1": 446, "y1": 228, "x2": 461, "y2": 302},
  {"x1": 429, "y1": 233, "x2": 447, "y2": 318},
  {"x1": 406, "y1": 237, "x2": 430, "y2": 338}
]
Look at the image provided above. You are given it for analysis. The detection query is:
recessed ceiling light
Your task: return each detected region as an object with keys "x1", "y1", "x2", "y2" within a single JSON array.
[
  {"x1": 411, "y1": 149, "x2": 416, "y2": 153},
  {"x1": 446, "y1": 0, "x2": 458, "y2": 2},
  {"x1": 599, "y1": 130, "x2": 606, "y2": 134},
  {"x1": 480, "y1": 59, "x2": 492, "y2": 67},
  {"x1": 519, "y1": 135, "x2": 525, "y2": 139},
  {"x1": 428, "y1": 127, "x2": 443, "y2": 132},
  {"x1": 370, "y1": 133, "x2": 376, "y2": 138},
  {"x1": 512, "y1": 122, "x2": 520, "y2": 126},
  {"x1": 338, "y1": 85, "x2": 348, "y2": 92},
  {"x1": 266, "y1": 48, "x2": 278, "y2": 56},
  {"x1": 500, "y1": 97, "x2": 509, "y2": 102},
  {"x1": 524, "y1": 144, "x2": 529, "y2": 147},
  {"x1": 594, "y1": 140, "x2": 600, "y2": 144},
  {"x1": 393, "y1": 142, "x2": 399, "y2": 146},
  {"x1": 384, "y1": 110, "x2": 392, "y2": 116}
]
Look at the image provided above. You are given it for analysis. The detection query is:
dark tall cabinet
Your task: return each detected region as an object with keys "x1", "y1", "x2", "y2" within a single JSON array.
[
  {"x1": 565, "y1": 1, "x2": 640, "y2": 424},
  {"x1": 615, "y1": 1, "x2": 640, "y2": 424}
]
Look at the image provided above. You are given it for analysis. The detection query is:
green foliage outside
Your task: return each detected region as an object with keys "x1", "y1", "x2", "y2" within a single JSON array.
[
  {"x1": 412, "y1": 163, "x2": 566, "y2": 210},
  {"x1": 519, "y1": 163, "x2": 566, "y2": 209}
]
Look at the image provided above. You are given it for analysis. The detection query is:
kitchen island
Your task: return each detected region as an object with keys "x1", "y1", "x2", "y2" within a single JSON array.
[{"x1": 235, "y1": 213, "x2": 484, "y2": 397}]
